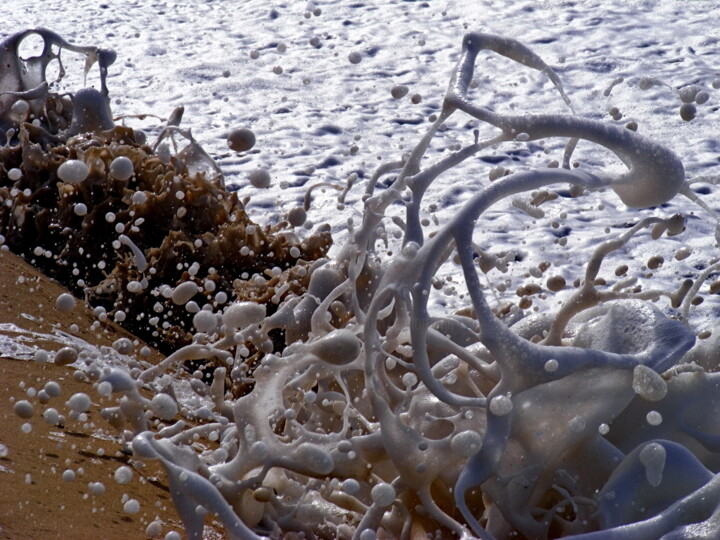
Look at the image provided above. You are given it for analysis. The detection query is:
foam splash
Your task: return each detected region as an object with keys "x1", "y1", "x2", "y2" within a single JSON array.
[{"x1": 3, "y1": 28, "x2": 720, "y2": 540}]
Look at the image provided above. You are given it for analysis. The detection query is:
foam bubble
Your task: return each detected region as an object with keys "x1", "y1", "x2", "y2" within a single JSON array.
[
  {"x1": 14, "y1": 400, "x2": 34, "y2": 419},
  {"x1": 55, "y1": 293, "x2": 77, "y2": 313},
  {"x1": 57, "y1": 160, "x2": 89, "y2": 184},
  {"x1": 109, "y1": 156, "x2": 134, "y2": 181},
  {"x1": 114, "y1": 465, "x2": 133, "y2": 484}
]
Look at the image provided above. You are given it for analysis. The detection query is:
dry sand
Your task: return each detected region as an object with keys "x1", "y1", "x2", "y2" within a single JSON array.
[{"x1": 0, "y1": 249, "x2": 221, "y2": 539}]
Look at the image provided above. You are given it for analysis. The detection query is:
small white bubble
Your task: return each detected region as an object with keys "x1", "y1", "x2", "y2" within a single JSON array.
[
  {"x1": 544, "y1": 359, "x2": 559, "y2": 372},
  {"x1": 489, "y1": 395, "x2": 513, "y2": 416},
  {"x1": 109, "y1": 156, "x2": 134, "y2": 181},
  {"x1": 646, "y1": 410, "x2": 663, "y2": 426},
  {"x1": 123, "y1": 498, "x2": 140, "y2": 514},
  {"x1": 114, "y1": 465, "x2": 133, "y2": 484}
]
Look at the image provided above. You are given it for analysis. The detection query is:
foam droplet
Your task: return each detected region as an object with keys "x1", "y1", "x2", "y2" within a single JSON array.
[
  {"x1": 150, "y1": 393, "x2": 178, "y2": 421},
  {"x1": 632, "y1": 365, "x2": 667, "y2": 401},
  {"x1": 55, "y1": 293, "x2": 77, "y2": 313},
  {"x1": 489, "y1": 395, "x2": 513, "y2": 416},
  {"x1": 123, "y1": 498, "x2": 140, "y2": 514},
  {"x1": 14, "y1": 400, "x2": 34, "y2": 419},
  {"x1": 57, "y1": 160, "x2": 89, "y2": 184},
  {"x1": 391, "y1": 85, "x2": 409, "y2": 99},
  {"x1": 227, "y1": 128, "x2": 256, "y2": 152},
  {"x1": 370, "y1": 483, "x2": 396, "y2": 507},
  {"x1": 109, "y1": 156, "x2": 134, "y2": 181},
  {"x1": 67, "y1": 392, "x2": 91, "y2": 413},
  {"x1": 450, "y1": 430, "x2": 483, "y2": 457},
  {"x1": 248, "y1": 168, "x2": 271, "y2": 189},
  {"x1": 639, "y1": 442, "x2": 666, "y2": 487},
  {"x1": 114, "y1": 465, "x2": 133, "y2": 485},
  {"x1": 171, "y1": 281, "x2": 199, "y2": 305}
]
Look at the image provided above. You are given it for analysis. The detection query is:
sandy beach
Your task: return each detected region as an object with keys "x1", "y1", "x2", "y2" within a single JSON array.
[{"x1": 0, "y1": 249, "x2": 220, "y2": 539}]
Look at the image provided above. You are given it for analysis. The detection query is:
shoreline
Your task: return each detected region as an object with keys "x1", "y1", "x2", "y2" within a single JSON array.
[{"x1": 0, "y1": 248, "x2": 219, "y2": 539}]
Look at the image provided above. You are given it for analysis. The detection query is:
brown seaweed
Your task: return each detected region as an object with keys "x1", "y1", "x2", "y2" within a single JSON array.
[{"x1": 0, "y1": 29, "x2": 331, "y2": 355}]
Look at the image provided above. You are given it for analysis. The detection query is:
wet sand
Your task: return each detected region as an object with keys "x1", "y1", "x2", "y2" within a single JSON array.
[{"x1": 0, "y1": 249, "x2": 219, "y2": 539}]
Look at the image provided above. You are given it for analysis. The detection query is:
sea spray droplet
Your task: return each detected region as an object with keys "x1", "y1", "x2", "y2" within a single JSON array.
[
  {"x1": 227, "y1": 128, "x2": 256, "y2": 152},
  {"x1": 192, "y1": 310, "x2": 217, "y2": 334},
  {"x1": 639, "y1": 442, "x2": 666, "y2": 487},
  {"x1": 55, "y1": 293, "x2": 77, "y2": 313},
  {"x1": 370, "y1": 483, "x2": 396, "y2": 507},
  {"x1": 171, "y1": 281, "x2": 199, "y2": 305},
  {"x1": 146, "y1": 520, "x2": 162, "y2": 537},
  {"x1": 341, "y1": 478, "x2": 360, "y2": 495},
  {"x1": 109, "y1": 156, "x2": 134, "y2": 181},
  {"x1": 57, "y1": 160, "x2": 89, "y2": 184},
  {"x1": 123, "y1": 498, "x2": 140, "y2": 514},
  {"x1": 678, "y1": 85, "x2": 699, "y2": 104},
  {"x1": 54, "y1": 346, "x2": 78, "y2": 366},
  {"x1": 223, "y1": 302, "x2": 266, "y2": 329},
  {"x1": 294, "y1": 443, "x2": 334, "y2": 475},
  {"x1": 114, "y1": 465, "x2": 133, "y2": 484},
  {"x1": 97, "y1": 381, "x2": 112, "y2": 398},
  {"x1": 391, "y1": 85, "x2": 409, "y2": 99},
  {"x1": 89, "y1": 481, "x2": 106, "y2": 495},
  {"x1": 248, "y1": 168, "x2": 271, "y2": 189},
  {"x1": 544, "y1": 358, "x2": 559, "y2": 372},
  {"x1": 450, "y1": 430, "x2": 483, "y2": 457},
  {"x1": 132, "y1": 191, "x2": 147, "y2": 204},
  {"x1": 632, "y1": 364, "x2": 667, "y2": 401},
  {"x1": 44, "y1": 381, "x2": 61, "y2": 397},
  {"x1": 100, "y1": 368, "x2": 137, "y2": 393},
  {"x1": 287, "y1": 207, "x2": 307, "y2": 227},
  {"x1": 679, "y1": 103, "x2": 696, "y2": 122},
  {"x1": 43, "y1": 407, "x2": 59, "y2": 425},
  {"x1": 489, "y1": 395, "x2": 513, "y2": 416},
  {"x1": 150, "y1": 393, "x2": 178, "y2": 421},
  {"x1": 67, "y1": 392, "x2": 91, "y2": 413},
  {"x1": 14, "y1": 400, "x2": 34, "y2": 419}
]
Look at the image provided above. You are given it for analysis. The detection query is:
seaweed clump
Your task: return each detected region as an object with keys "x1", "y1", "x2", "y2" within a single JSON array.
[{"x1": 0, "y1": 29, "x2": 331, "y2": 354}]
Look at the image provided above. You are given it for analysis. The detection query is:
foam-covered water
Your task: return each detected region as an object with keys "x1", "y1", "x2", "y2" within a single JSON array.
[{"x1": 9, "y1": 0, "x2": 719, "y2": 321}]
